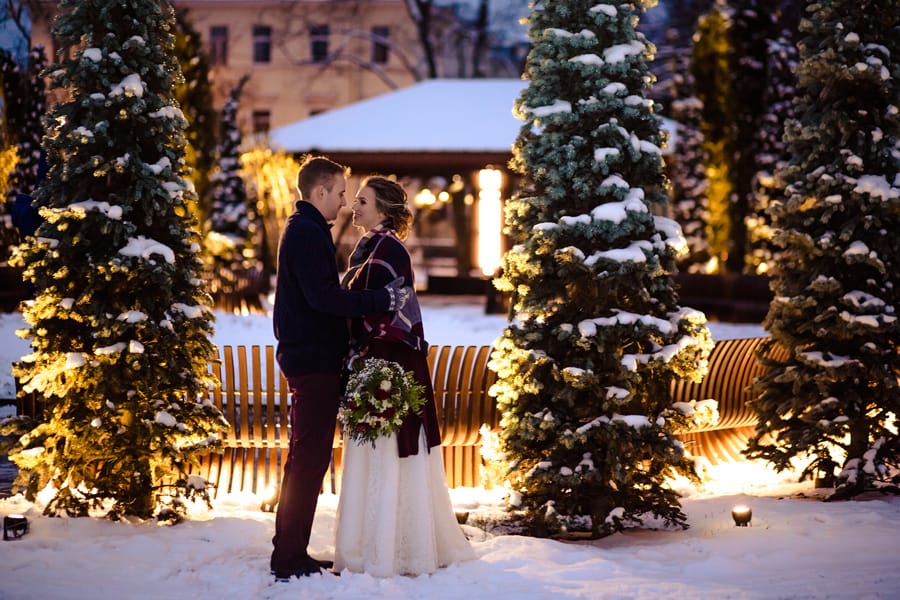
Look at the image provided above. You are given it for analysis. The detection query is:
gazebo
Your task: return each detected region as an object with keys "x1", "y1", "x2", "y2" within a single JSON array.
[{"x1": 269, "y1": 79, "x2": 528, "y2": 176}]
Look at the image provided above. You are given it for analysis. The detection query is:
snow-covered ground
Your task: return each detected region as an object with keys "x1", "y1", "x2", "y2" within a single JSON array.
[{"x1": 3, "y1": 298, "x2": 898, "y2": 600}]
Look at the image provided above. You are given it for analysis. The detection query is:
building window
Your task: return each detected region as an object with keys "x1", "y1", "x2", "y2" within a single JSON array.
[
  {"x1": 252, "y1": 110, "x2": 271, "y2": 135},
  {"x1": 209, "y1": 26, "x2": 228, "y2": 66},
  {"x1": 253, "y1": 25, "x2": 272, "y2": 64},
  {"x1": 371, "y1": 26, "x2": 390, "y2": 64},
  {"x1": 310, "y1": 25, "x2": 329, "y2": 63}
]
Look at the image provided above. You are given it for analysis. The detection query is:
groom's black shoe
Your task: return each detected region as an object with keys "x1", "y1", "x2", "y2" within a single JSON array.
[
  {"x1": 271, "y1": 557, "x2": 326, "y2": 581},
  {"x1": 312, "y1": 557, "x2": 341, "y2": 576}
]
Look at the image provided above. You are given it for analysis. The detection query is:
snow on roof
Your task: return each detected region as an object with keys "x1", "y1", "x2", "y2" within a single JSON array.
[
  {"x1": 269, "y1": 78, "x2": 528, "y2": 154},
  {"x1": 269, "y1": 78, "x2": 676, "y2": 155}
]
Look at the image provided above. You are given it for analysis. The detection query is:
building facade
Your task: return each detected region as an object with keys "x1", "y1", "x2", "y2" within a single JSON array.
[{"x1": 25, "y1": 0, "x2": 424, "y2": 133}]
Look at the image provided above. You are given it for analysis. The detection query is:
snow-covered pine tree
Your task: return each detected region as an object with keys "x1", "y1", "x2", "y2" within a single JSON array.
[
  {"x1": 205, "y1": 75, "x2": 257, "y2": 274},
  {"x1": 745, "y1": 32, "x2": 798, "y2": 274},
  {"x1": 745, "y1": 0, "x2": 900, "y2": 498},
  {"x1": 8, "y1": 0, "x2": 228, "y2": 520},
  {"x1": 725, "y1": 0, "x2": 780, "y2": 273},
  {"x1": 0, "y1": 48, "x2": 26, "y2": 260},
  {"x1": 490, "y1": 0, "x2": 714, "y2": 538},
  {"x1": 0, "y1": 49, "x2": 25, "y2": 140},
  {"x1": 668, "y1": 43, "x2": 711, "y2": 273},
  {"x1": 5, "y1": 45, "x2": 48, "y2": 206},
  {"x1": 690, "y1": 0, "x2": 734, "y2": 273},
  {"x1": 173, "y1": 8, "x2": 217, "y2": 221}
]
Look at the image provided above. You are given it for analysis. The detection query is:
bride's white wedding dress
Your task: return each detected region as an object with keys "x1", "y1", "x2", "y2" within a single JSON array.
[{"x1": 334, "y1": 427, "x2": 476, "y2": 577}]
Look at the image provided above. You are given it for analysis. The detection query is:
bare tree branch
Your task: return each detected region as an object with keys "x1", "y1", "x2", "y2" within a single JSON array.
[
  {"x1": 471, "y1": 0, "x2": 489, "y2": 77},
  {"x1": 4, "y1": 0, "x2": 30, "y2": 43},
  {"x1": 405, "y1": 0, "x2": 438, "y2": 78}
]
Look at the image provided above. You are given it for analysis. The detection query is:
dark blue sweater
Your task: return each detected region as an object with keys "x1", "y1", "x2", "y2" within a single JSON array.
[{"x1": 273, "y1": 201, "x2": 391, "y2": 376}]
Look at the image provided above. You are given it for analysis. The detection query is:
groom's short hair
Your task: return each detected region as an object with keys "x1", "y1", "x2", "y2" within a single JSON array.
[{"x1": 297, "y1": 155, "x2": 350, "y2": 200}]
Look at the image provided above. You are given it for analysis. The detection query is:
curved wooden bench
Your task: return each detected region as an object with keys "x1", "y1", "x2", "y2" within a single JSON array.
[
  {"x1": 428, "y1": 345, "x2": 499, "y2": 488},
  {"x1": 196, "y1": 345, "x2": 290, "y2": 498},
  {"x1": 192, "y1": 337, "x2": 784, "y2": 498},
  {"x1": 674, "y1": 337, "x2": 788, "y2": 463}
]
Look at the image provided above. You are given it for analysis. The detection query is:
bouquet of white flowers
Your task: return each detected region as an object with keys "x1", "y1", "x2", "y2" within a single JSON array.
[{"x1": 340, "y1": 357, "x2": 426, "y2": 447}]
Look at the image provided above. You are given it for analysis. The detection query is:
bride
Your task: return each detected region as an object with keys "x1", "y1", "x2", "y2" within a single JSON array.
[{"x1": 334, "y1": 175, "x2": 476, "y2": 577}]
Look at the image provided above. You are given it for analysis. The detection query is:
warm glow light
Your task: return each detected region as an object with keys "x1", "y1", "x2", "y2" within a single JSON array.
[
  {"x1": 414, "y1": 188, "x2": 436, "y2": 208},
  {"x1": 259, "y1": 482, "x2": 279, "y2": 513},
  {"x1": 438, "y1": 191, "x2": 450, "y2": 203},
  {"x1": 477, "y1": 168, "x2": 503, "y2": 277},
  {"x1": 478, "y1": 168, "x2": 502, "y2": 191},
  {"x1": 449, "y1": 174, "x2": 465, "y2": 193},
  {"x1": 666, "y1": 458, "x2": 810, "y2": 497}
]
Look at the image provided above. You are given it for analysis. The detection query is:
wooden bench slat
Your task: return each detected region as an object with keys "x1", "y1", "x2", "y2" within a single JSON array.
[
  {"x1": 220, "y1": 346, "x2": 239, "y2": 446},
  {"x1": 441, "y1": 346, "x2": 466, "y2": 446},
  {"x1": 430, "y1": 345, "x2": 454, "y2": 441},
  {"x1": 456, "y1": 347, "x2": 481, "y2": 447},
  {"x1": 265, "y1": 346, "x2": 286, "y2": 489},
  {"x1": 237, "y1": 346, "x2": 251, "y2": 447},
  {"x1": 251, "y1": 346, "x2": 264, "y2": 444}
]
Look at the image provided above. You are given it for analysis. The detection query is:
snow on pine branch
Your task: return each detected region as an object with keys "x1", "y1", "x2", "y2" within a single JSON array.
[
  {"x1": 577, "y1": 310, "x2": 675, "y2": 337},
  {"x1": 118, "y1": 235, "x2": 175, "y2": 264},
  {"x1": 67, "y1": 199, "x2": 124, "y2": 220},
  {"x1": 589, "y1": 4, "x2": 618, "y2": 18}
]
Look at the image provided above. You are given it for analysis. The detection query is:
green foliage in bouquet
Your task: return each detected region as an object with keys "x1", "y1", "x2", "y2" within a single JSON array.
[{"x1": 340, "y1": 358, "x2": 426, "y2": 447}]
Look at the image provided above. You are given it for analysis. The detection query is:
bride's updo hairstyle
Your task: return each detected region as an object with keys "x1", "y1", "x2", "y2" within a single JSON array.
[{"x1": 362, "y1": 175, "x2": 413, "y2": 240}]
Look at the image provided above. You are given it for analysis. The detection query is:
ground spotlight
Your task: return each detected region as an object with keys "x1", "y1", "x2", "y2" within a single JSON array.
[
  {"x1": 732, "y1": 504, "x2": 752, "y2": 527},
  {"x1": 3, "y1": 515, "x2": 29, "y2": 540}
]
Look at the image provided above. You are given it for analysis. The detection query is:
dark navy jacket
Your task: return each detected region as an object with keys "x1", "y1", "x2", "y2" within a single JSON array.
[{"x1": 273, "y1": 201, "x2": 391, "y2": 377}]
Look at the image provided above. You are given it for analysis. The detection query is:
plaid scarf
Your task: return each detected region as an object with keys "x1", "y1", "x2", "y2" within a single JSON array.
[{"x1": 342, "y1": 226, "x2": 427, "y2": 354}]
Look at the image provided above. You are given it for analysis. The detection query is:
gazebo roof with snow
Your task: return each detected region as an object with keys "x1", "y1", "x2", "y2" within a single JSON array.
[
  {"x1": 269, "y1": 78, "x2": 526, "y2": 175},
  {"x1": 268, "y1": 78, "x2": 675, "y2": 176}
]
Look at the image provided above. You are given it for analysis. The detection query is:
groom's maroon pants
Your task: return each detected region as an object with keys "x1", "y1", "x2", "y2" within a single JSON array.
[{"x1": 270, "y1": 373, "x2": 340, "y2": 573}]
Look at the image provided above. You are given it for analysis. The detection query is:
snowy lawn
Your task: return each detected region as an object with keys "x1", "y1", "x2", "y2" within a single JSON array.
[{"x1": 1, "y1": 461, "x2": 898, "y2": 599}]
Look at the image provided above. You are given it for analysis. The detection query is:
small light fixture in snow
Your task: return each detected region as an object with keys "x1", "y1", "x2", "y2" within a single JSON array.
[
  {"x1": 732, "y1": 504, "x2": 752, "y2": 527},
  {"x1": 259, "y1": 482, "x2": 279, "y2": 513},
  {"x1": 3, "y1": 514, "x2": 29, "y2": 540}
]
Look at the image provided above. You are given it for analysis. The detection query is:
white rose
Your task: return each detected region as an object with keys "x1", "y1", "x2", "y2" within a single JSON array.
[{"x1": 379, "y1": 380, "x2": 392, "y2": 392}]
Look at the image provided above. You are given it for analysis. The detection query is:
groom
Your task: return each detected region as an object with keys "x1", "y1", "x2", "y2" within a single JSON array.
[{"x1": 270, "y1": 155, "x2": 410, "y2": 579}]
